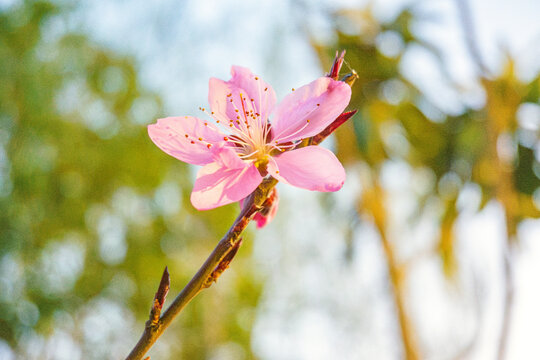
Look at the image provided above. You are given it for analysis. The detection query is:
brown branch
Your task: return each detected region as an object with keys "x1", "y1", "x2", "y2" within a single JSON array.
[
  {"x1": 125, "y1": 178, "x2": 278, "y2": 360},
  {"x1": 455, "y1": 1, "x2": 518, "y2": 358},
  {"x1": 362, "y1": 180, "x2": 421, "y2": 360},
  {"x1": 455, "y1": 0, "x2": 490, "y2": 76}
]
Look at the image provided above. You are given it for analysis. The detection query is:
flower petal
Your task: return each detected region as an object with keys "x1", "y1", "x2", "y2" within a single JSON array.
[
  {"x1": 208, "y1": 66, "x2": 276, "y2": 126},
  {"x1": 271, "y1": 77, "x2": 351, "y2": 143},
  {"x1": 191, "y1": 148, "x2": 263, "y2": 210},
  {"x1": 148, "y1": 116, "x2": 225, "y2": 165},
  {"x1": 268, "y1": 146, "x2": 345, "y2": 192}
]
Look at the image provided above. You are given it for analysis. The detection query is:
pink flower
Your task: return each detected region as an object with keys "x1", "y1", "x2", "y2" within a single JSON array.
[{"x1": 148, "y1": 66, "x2": 351, "y2": 210}]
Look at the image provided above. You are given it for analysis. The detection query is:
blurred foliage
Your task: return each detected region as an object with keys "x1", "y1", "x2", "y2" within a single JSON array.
[
  {"x1": 0, "y1": 1, "x2": 261, "y2": 359},
  {"x1": 314, "y1": 6, "x2": 540, "y2": 278},
  {"x1": 314, "y1": 7, "x2": 540, "y2": 358}
]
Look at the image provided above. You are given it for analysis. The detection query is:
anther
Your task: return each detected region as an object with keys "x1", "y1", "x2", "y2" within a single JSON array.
[
  {"x1": 317, "y1": 104, "x2": 320, "y2": 106},
  {"x1": 185, "y1": 134, "x2": 188, "y2": 138},
  {"x1": 292, "y1": 88, "x2": 295, "y2": 91},
  {"x1": 224, "y1": 137, "x2": 228, "y2": 141},
  {"x1": 190, "y1": 141, "x2": 195, "y2": 144},
  {"x1": 198, "y1": 137, "x2": 202, "y2": 141},
  {"x1": 255, "y1": 77, "x2": 259, "y2": 80},
  {"x1": 207, "y1": 144, "x2": 212, "y2": 149}
]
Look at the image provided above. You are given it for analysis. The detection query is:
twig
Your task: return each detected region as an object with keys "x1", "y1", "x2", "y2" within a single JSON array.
[
  {"x1": 125, "y1": 178, "x2": 278, "y2": 360},
  {"x1": 371, "y1": 182, "x2": 420, "y2": 360},
  {"x1": 455, "y1": 1, "x2": 519, "y2": 358},
  {"x1": 455, "y1": 0, "x2": 490, "y2": 76},
  {"x1": 497, "y1": 247, "x2": 515, "y2": 360}
]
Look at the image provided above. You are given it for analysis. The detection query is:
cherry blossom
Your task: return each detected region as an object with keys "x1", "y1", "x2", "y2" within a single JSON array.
[{"x1": 148, "y1": 66, "x2": 351, "y2": 210}]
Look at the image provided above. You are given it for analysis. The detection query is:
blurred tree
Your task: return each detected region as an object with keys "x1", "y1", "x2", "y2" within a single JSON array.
[
  {"x1": 0, "y1": 1, "x2": 262, "y2": 359},
  {"x1": 314, "y1": 4, "x2": 540, "y2": 360}
]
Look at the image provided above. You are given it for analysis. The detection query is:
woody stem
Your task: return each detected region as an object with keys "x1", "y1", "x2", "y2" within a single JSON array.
[{"x1": 125, "y1": 177, "x2": 278, "y2": 360}]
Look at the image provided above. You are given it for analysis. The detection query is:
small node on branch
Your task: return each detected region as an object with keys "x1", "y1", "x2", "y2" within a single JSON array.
[
  {"x1": 149, "y1": 266, "x2": 170, "y2": 326},
  {"x1": 203, "y1": 238, "x2": 243, "y2": 289}
]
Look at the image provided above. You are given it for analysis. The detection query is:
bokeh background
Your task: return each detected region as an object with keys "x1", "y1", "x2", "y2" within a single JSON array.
[{"x1": 1, "y1": 0, "x2": 540, "y2": 359}]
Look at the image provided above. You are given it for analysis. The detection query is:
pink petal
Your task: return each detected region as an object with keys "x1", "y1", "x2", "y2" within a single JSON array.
[
  {"x1": 208, "y1": 66, "x2": 276, "y2": 126},
  {"x1": 148, "y1": 116, "x2": 225, "y2": 166},
  {"x1": 271, "y1": 77, "x2": 351, "y2": 143},
  {"x1": 191, "y1": 148, "x2": 263, "y2": 210},
  {"x1": 268, "y1": 146, "x2": 346, "y2": 192}
]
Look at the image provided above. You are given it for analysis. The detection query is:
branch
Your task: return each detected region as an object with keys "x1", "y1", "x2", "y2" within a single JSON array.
[
  {"x1": 455, "y1": 0, "x2": 490, "y2": 76},
  {"x1": 125, "y1": 178, "x2": 278, "y2": 360},
  {"x1": 362, "y1": 179, "x2": 421, "y2": 360}
]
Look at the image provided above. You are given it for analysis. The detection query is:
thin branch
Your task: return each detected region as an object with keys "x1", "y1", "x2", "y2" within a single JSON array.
[
  {"x1": 497, "y1": 247, "x2": 515, "y2": 360},
  {"x1": 363, "y1": 180, "x2": 421, "y2": 360},
  {"x1": 125, "y1": 178, "x2": 278, "y2": 360},
  {"x1": 455, "y1": 1, "x2": 518, "y2": 358},
  {"x1": 455, "y1": 0, "x2": 490, "y2": 77}
]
